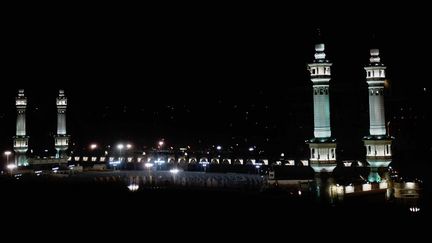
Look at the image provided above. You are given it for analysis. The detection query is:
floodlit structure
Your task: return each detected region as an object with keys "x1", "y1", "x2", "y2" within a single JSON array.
[
  {"x1": 55, "y1": 90, "x2": 70, "y2": 158},
  {"x1": 363, "y1": 49, "x2": 392, "y2": 182},
  {"x1": 306, "y1": 43, "x2": 337, "y2": 173},
  {"x1": 13, "y1": 89, "x2": 29, "y2": 166}
]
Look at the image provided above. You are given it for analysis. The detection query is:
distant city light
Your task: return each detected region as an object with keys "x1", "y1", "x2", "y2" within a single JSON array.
[
  {"x1": 7, "y1": 164, "x2": 17, "y2": 170},
  {"x1": 155, "y1": 159, "x2": 165, "y2": 165},
  {"x1": 158, "y1": 140, "x2": 164, "y2": 147},
  {"x1": 127, "y1": 184, "x2": 139, "y2": 192},
  {"x1": 170, "y1": 168, "x2": 180, "y2": 174},
  {"x1": 409, "y1": 207, "x2": 420, "y2": 213},
  {"x1": 117, "y1": 144, "x2": 124, "y2": 150},
  {"x1": 90, "y1": 144, "x2": 98, "y2": 150},
  {"x1": 109, "y1": 161, "x2": 121, "y2": 166},
  {"x1": 281, "y1": 153, "x2": 285, "y2": 157},
  {"x1": 144, "y1": 162, "x2": 154, "y2": 168},
  {"x1": 249, "y1": 147, "x2": 254, "y2": 152},
  {"x1": 126, "y1": 144, "x2": 132, "y2": 149},
  {"x1": 4, "y1": 151, "x2": 12, "y2": 156},
  {"x1": 216, "y1": 146, "x2": 222, "y2": 150}
]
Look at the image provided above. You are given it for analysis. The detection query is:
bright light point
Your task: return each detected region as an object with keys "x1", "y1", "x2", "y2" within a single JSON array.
[
  {"x1": 298, "y1": 190, "x2": 302, "y2": 196},
  {"x1": 184, "y1": 152, "x2": 188, "y2": 156},
  {"x1": 7, "y1": 164, "x2": 17, "y2": 170},
  {"x1": 109, "y1": 161, "x2": 121, "y2": 166},
  {"x1": 280, "y1": 153, "x2": 285, "y2": 157},
  {"x1": 216, "y1": 146, "x2": 222, "y2": 150},
  {"x1": 4, "y1": 151, "x2": 12, "y2": 156},
  {"x1": 126, "y1": 144, "x2": 132, "y2": 149},
  {"x1": 90, "y1": 144, "x2": 98, "y2": 150},
  {"x1": 249, "y1": 147, "x2": 254, "y2": 152},
  {"x1": 144, "y1": 162, "x2": 154, "y2": 168},
  {"x1": 158, "y1": 141, "x2": 164, "y2": 147},
  {"x1": 117, "y1": 144, "x2": 124, "y2": 150},
  {"x1": 170, "y1": 168, "x2": 180, "y2": 174},
  {"x1": 409, "y1": 207, "x2": 420, "y2": 213},
  {"x1": 127, "y1": 184, "x2": 139, "y2": 192}
]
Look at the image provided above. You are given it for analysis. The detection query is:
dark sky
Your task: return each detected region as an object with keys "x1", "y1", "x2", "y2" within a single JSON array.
[{"x1": 0, "y1": 5, "x2": 431, "y2": 160}]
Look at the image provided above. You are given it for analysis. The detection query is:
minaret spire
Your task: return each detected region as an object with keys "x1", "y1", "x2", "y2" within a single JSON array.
[
  {"x1": 54, "y1": 89, "x2": 70, "y2": 158},
  {"x1": 306, "y1": 42, "x2": 337, "y2": 173},
  {"x1": 13, "y1": 89, "x2": 29, "y2": 166},
  {"x1": 363, "y1": 49, "x2": 392, "y2": 182}
]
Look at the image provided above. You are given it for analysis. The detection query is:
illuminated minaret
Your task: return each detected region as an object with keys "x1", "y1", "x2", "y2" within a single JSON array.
[
  {"x1": 363, "y1": 49, "x2": 392, "y2": 182},
  {"x1": 307, "y1": 43, "x2": 337, "y2": 173},
  {"x1": 13, "y1": 89, "x2": 29, "y2": 166},
  {"x1": 54, "y1": 90, "x2": 70, "y2": 158}
]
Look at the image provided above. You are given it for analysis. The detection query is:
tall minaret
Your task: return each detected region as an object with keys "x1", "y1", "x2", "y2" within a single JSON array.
[
  {"x1": 363, "y1": 49, "x2": 392, "y2": 182},
  {"x1": 13, "y1": 89, "x2": 29, "y2": 166},
  {"x1": 54, "y1": 90, "x2": 70, "y2": 158},
  {"x1": 307, "y1": 43, "x2": 337, "y2": 173}
]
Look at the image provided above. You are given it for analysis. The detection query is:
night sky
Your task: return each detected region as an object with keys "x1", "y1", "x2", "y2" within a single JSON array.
[{"x1": 1, "y1": 6, "x2": 431, "y2": 164}]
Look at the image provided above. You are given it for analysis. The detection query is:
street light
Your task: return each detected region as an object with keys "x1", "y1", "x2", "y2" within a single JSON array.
[
  {"x1": 155, "y1": 158, "x2": 165, "y2": 170},
  {"x1": 116, "y1": 144, "x2": 125, "y2": 170},
  {"x1": 255, "y1": 163, "x2": 262, "y2": 175},
  {"x1": 158, "y1": 140, "x2": 164, "y2": 149},
  {"x1": 144, "y1": 162, "x2": 154, "y2": 169},
  {"x1": 200, "y1": 161, "x2": 210, "y2": 172},
  {"x1": 90, "y1": 144, "x2": 98, "y2": 150},
  {"x1": 170, "y1": 168, "x2": 180, "y2": 174},
  {"x1": 126, "y1": 144, "x2": 132, "y2": 149},
  {"x1": 4, "y1": 151, "x2": 12, "y2": 166},
  {"x1": 109, "y1": 161, "x2": 121, "y2": 171},
  {"x1": 216, "y1": 145, "x2": 222, "y2": 151},
  {"x1": 7, "y1": 163, "x2": 17, "y2": 175},
  {"x1": 170, "y1": 168, "x2": 180, "y2": 185}
]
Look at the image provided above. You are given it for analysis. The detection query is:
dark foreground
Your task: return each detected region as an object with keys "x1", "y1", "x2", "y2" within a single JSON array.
[{"x1": 1, "y1": 175, "x2": 429, "y2": 236}]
